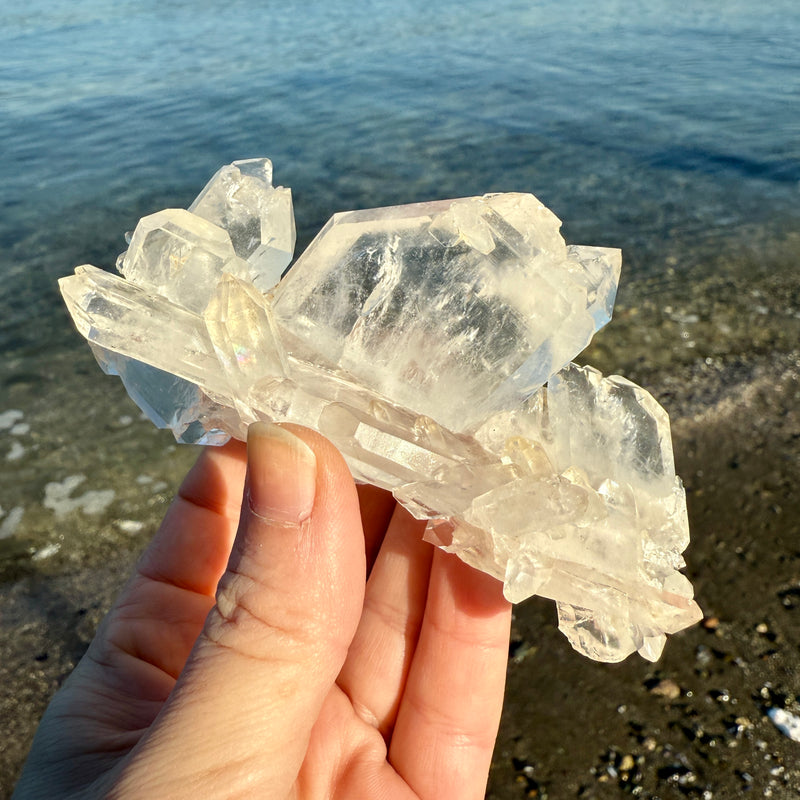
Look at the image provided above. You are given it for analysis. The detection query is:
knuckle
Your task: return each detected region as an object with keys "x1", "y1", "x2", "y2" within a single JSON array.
[{"x1": 202, "y1": 563, "x2": 316, "y2": 663}]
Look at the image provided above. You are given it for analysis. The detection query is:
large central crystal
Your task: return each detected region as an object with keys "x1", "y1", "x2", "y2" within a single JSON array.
[
  {"x1": 271, "y1": 195, "x2": 617, "y2": 431},
  {"x1": 59, "y1": 158, "x2": 702, "y2": 662}
]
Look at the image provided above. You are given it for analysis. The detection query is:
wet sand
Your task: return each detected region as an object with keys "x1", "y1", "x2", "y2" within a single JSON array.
[{"x1": 2, "y1": 285, "x2": 799, "y2": 798}]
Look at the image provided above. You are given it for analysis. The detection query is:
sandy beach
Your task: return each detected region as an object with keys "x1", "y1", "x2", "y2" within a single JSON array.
[{"x1": 3, "y1": 270, "x2": 799, "y2": 797}]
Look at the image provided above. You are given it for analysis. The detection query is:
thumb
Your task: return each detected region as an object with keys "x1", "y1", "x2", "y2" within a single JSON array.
[{"x1": 114, "y1": 423, "x2": 367, "y2": 797}]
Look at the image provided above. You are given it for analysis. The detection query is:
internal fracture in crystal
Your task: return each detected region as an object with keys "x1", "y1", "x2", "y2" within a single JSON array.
[{"x1": 60, "y1": 157, "x2": 702, "y2": 662}]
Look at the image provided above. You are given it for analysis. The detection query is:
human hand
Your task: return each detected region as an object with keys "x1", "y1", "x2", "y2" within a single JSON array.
[{"x1": 14, "y1": 423, "x2": 511, "y2": 799}]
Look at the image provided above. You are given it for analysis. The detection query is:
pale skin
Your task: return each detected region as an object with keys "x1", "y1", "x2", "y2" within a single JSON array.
[{"x1": 14, "y1": 423, "x2": 512, "y2": 799}]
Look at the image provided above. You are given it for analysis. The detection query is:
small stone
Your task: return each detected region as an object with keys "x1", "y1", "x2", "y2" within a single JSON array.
[
  {"x1": 0, "y1": 409, "x2": 24, "y2": 430},
  {"x1": 116, "y1": 519, "x2": 146, "y2": 535},
  {"x1": 767, "y1": 708, "x2": 800, "y2": 742},
  {"x1": 695, "y1": 644, "x2": 713, "y2": 666},
  {"x1": 650, "y1": 678, "x2": 681, "y2": 700},
  {"x1": 619, "y1": 754, "x2": 635, "y2": 772},
  {"x1": 0, "y1": 506, "x2": 24, "y2": 539},
  {"x1": 43, "y1": 475, "x2": 115, "y2": 517},
  {"x1": 6, "y1": 440, "x2": 25, "y2": 461},
  {"x1": 702, "y1": 616, "x2": 720, "y2": 630},
  {"x1": 32, "y1": 542, "x2": 61, "y2": 561}
]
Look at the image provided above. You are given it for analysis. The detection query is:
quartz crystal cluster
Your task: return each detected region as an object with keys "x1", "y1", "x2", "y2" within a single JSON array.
[{"x1": 60, "y1": 158, "x2": 702, "y2": 662}]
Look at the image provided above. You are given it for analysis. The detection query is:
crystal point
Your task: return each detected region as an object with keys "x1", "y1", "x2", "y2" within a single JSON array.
[
  {"x1": 189, "y1": 158, "x2": 296, "y2": 290},
  {"x1": 118, "y1": 208, "x2": 238, "y2": 313},
  {"x1": 60, "y1": 159, "x2": 701, "y2": 662},
  {"x1": 272, "y1": 193, "x2": 621, "y2": 432}
]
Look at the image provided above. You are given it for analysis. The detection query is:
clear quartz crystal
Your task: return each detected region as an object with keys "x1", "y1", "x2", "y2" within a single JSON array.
[
  {"x1": 59, "y1": 159, "x2": 701, "y2": 662},
  {"x1": 190, "y1": 158, "x2": 296, "y2": 291},
  {"x1": 271, "y1": 193, "x2": 621, "y2": 432},
  {"x1": 117, "y1": 208, "x2": 246, "y2": 314}
]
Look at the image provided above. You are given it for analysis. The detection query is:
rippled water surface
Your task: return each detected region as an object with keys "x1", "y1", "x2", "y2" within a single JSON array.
[{"x1": 1, "y1": 0, "x2": 799, "y2": 565}]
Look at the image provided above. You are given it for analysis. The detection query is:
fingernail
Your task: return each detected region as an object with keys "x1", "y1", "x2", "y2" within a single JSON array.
[{"x1": 246, "y1": 423, "x2": 317, "y2": 525}]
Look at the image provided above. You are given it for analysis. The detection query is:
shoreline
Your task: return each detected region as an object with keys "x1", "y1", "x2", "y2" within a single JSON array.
[
  {"x1": 2, "y1": 343, "x2": 799, "y2": 797},
  {"x1": 2, "y1": 231, "x2": 799, "y2": 797}
]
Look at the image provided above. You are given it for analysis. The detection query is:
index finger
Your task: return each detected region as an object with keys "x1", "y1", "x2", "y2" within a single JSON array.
[{"x1": 137, "y1": 439, "x2": 247, "y2": 595}]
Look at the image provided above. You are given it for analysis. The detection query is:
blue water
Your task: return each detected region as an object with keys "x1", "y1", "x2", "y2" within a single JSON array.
[
  {"x1": 0, "y1": 0, "x2": 799, "y2": 560},
  {"x1": 2, "y1": 0, "x2": 798, "y2": 354},
  {"x1": 3, "y1": 0, "x2": 798, "y2": 251}
]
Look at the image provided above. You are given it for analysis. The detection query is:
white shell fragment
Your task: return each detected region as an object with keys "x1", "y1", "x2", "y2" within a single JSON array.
[
  {"x1": 59, "y1": 158, "x2": 702, "y2": 662},
  {"x1": 768, "y1": 708, "x2": 800, "y2": 743}
]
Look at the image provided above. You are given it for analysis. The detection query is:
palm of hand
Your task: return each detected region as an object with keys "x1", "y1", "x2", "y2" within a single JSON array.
[{"x1": 14, "y1": 428, "x2": 511, "y2": 799}]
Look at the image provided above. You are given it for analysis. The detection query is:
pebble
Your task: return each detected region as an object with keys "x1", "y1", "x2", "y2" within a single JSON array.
[
  {"x1": 0, "y1": 409, "x2": 24, "y2": 430},
  {"x1": 32, "y1": 542, "x2": 60, "y2": 561},
  {"x1": 116, "y1": 519, "x2": 146, "y2": 535},
  {"x1": 6, "y1": 441, "x2": 26, "y2": 461},
  {"x1": 136, "y1": 475, "x2": 168, "y2": 492},
  {"x1": 509, "y1": 639, "x2": 537, "y2": 664},
  {"x1": 0, "y1": 506, "x2": 24, "y2": 539},
  {"x1": 642, "y1": 736, "x2": 657, "y2": 752},
  {"x1": 43, "y1": 475, "x2": 116, "y2": 517},
  {"x1": 650, "y1": 678, "x2": 682, "y2": 700},
  {"x1": 767, "y1": 708, "x2": 800, "y2": 742},
  {"x1": 695, "y1": 644, "x2": 713, "y2": 666}
]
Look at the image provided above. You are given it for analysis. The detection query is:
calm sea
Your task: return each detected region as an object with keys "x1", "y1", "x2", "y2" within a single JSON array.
[{"x1": 0, "y1": 0, "x2": 798, "y2": 566}]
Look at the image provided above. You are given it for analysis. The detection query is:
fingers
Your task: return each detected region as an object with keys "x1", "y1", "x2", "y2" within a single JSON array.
[
  {"x1": 337, "y1": 504, "x2": 433, "y2": 737},
  {"x1": 11, "y1": 441, "x2": 252, "y2": 798},
  {"x1": 356, "y1": 483, "x2": 397, "y2": 575},
  {"x1": 389, "y1": 549, "x2": 512, "y2": 800},
  {"x1": 111, "y1": 423, "x2": 367, "y2": 798},
  {"x1": 90, "y1": 440, "x2": 249, "y2": 693},
  {"x1": 136, "y1": 438, "x2": 248, "y2": 595}
]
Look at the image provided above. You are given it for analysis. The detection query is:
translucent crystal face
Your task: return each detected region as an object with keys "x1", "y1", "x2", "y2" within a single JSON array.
[
  {"x1": 59, "y1": 159, "x2": 701, "y2": 663},
  {"x1": 118, "y1": 208, "x2": 240, "y2": 313},
  {"x1": 115, "y1": 158, "x2": 296, "y2": 313},
  {"x1": 271, "y1": 194, "x2": 621, "y2": 432},
  {"x1": 189, "y1": 158, "x2": 295, "y2": 291}
]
